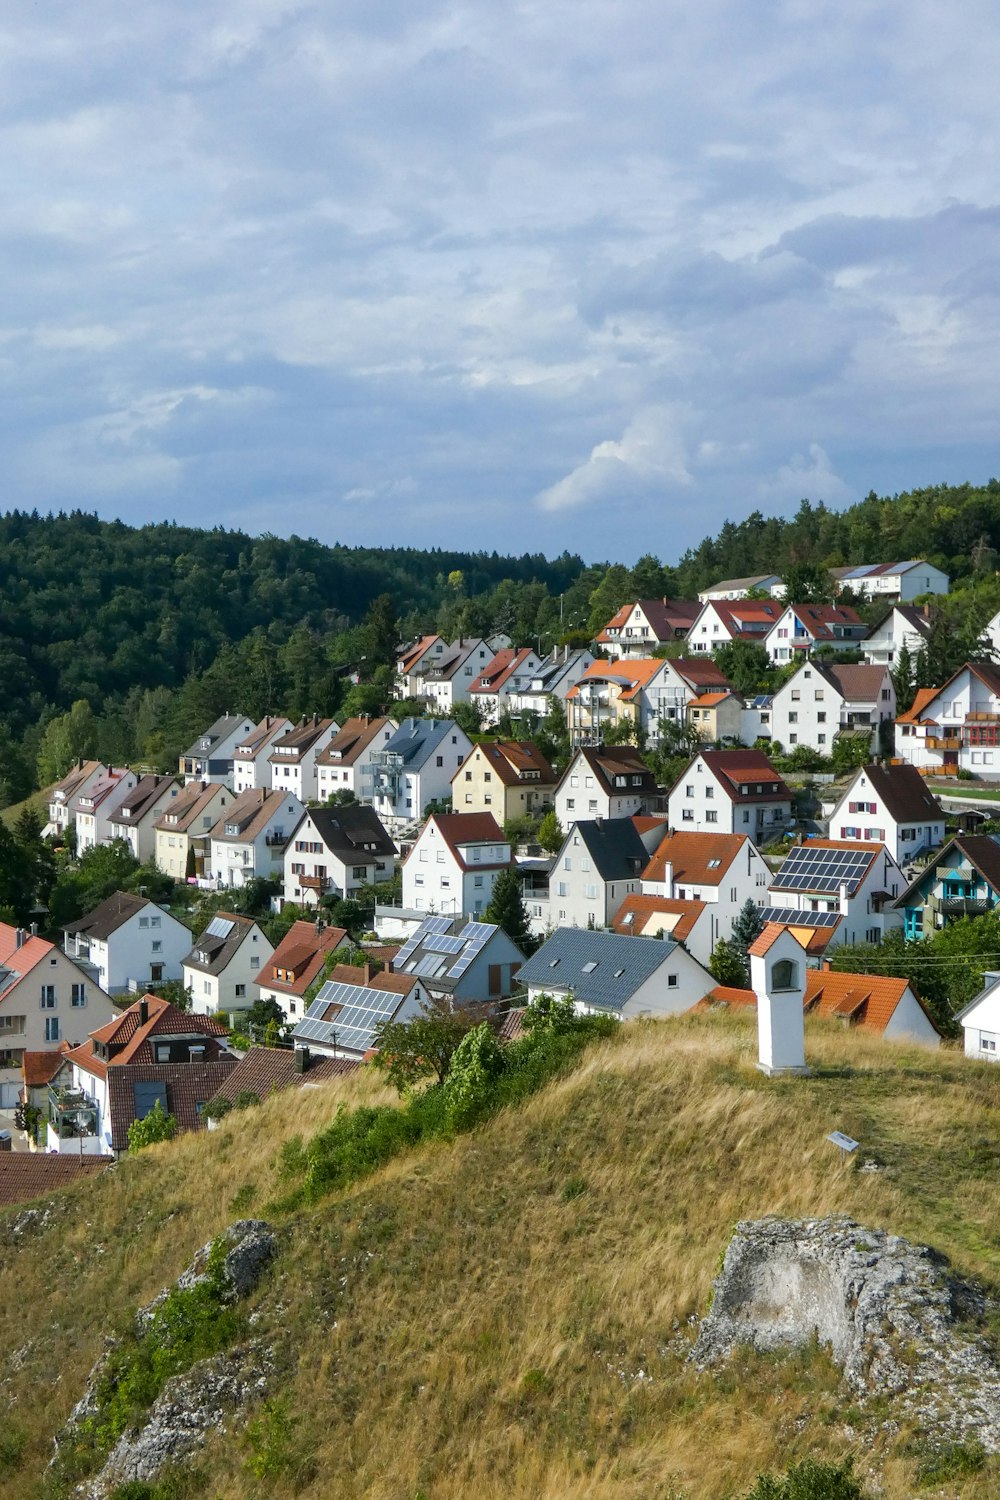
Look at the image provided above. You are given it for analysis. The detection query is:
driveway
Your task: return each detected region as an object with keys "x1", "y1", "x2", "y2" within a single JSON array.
[{"x1": 0, "y1": 1109, "x2": 29, "y2": 1151}]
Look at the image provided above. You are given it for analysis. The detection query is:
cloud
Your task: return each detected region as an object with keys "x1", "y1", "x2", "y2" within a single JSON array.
[
  {"x1": 756, "y1": 444, "x2": 852, "y2": 507},
  {"x1": 536, "y1": 405, "x2": 692, "y2": 512}
]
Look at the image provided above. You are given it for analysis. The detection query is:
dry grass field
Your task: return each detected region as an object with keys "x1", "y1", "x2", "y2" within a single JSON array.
[{"x1": 4, "y1": 1013, "x2": 1000, "y2": 1499}]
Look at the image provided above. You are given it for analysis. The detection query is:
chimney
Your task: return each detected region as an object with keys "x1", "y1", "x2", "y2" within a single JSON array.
[
  {"x1": 839, "y1": 880, "x2": 850, "y2": 914},
  {"x1": 363, "y1": 961, "x2": 374, "y2": 984},
  {"x1": 595, "y1": 814, "x2": 603, "y2": 830},
  {"x1": 139, "y1": 997, "x2": 149, "y2": 1026},
  {"x1": 30, "y1": 922, "x2": 37, "y2": 937},
  {"x1": 14, "y1": 929, "x2": 23, "y2": 949},
  {"x1": 294, "y1": 1045, "x2": 310, "y2": 1074},
  {"x1": 0, "y1": 1131, "x2": 11, "y2": 1153}
]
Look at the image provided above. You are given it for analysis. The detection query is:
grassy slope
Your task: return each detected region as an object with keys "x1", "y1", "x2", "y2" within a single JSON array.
[
  {"x1": 4, "y1": 1016, "x2": 1000, "y2": 1499},
  {"x1": 0, "y1": 784, "x2": 53, "y2": 830}
]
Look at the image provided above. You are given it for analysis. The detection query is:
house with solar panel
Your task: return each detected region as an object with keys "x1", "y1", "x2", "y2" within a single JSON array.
[
  {"x1": 768, "y1": 661, "x2": 896, "y2": 756},
  {"x1": 831, "y1": 561, "x2": 949, "y2": 602},
  {"x1": 762, "y1": 839, "x2": 905, "y2": 951},
  {"x1": 402, "y1": 813, "x2": 512, "y2": 919},
  {"x1": 61, "y1": 994, "x2": 237, "y2": 1156},
  {"x1": 291, "y1": 976, "x2": 426, "y2": 1062},
  {"x1": 667, "y1": 749, "x2": 793, "y2": 838},
  {"x1": 182, "y1": 913, "x2": 274, "y2": 1018},
  {"x1": 370, "y1": 718, "x2": 474, "y2": 830},
  {"x1": 392, "y1": 916, "x2": 526, "y2": 1004},
  {"x1": 515, "y1": 927, "x2": 713, "y2": 1019},
  {"x1": 893, "y1": 835, "x2": 1000, "y2": 941}
]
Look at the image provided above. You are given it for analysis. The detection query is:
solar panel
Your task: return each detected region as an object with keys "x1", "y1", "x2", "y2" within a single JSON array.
[
  {"x1": 770, "y1": 845, "x2": 873, "y2": 895},
  {"x1": 424, "y1": 935, "x2": 464, "y2": 954},
  {"x1": 759, "y1": 906, "x2": 841, "y2": 929},
  {"x1": 394, "y1": 915, "x2": 454, "y2": 969},
  {"x1": 205, "y1": 915, "x2": 235, "y2": 940},
  {"x1": 133, "y1": 1080, "x2": 169, "y2": 1119}
]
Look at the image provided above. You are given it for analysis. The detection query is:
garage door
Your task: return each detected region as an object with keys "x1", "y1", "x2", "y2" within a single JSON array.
[{"x1": 0, "y1": 1081, "x2": 21, "y2": 1110}]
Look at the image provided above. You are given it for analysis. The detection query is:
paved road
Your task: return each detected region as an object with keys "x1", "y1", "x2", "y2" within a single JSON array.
[{"x1": 0, "y1": 1109, "x2": 29, "y2": 1151}]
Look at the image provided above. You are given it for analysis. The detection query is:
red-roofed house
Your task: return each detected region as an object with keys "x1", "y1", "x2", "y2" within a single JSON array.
[
  {"x1": 696, "y1": 965, "x2": 940, "y2": 1046},
  {"x1": 468, "y1": 647, "x2": 543, "y2": 726},
  {"x1": 596, "y1": 599, "x2": 701, "y2": 658},
  {"x1": 254, "y1": 920, "x2": 352, "y2": 1023},
  {"x1": 402, "y1": 813, "x2": 512, "y2": 918},
  {"x1": 894, "y1": 662, "x2": 1000, "y2": 777},
  {"x1": 769, "y1": 660, "x2": 896, "y2": 757},
  {"x1": 686, "y1": 597, "x2": 785, "y2": 654},
  {"x1": 0, "y1": 924, "x2": 116, "y2": 1110},
  {"x1": 61, "y1": 993, "x2": 237, "y2": 1154},
  {"x1": 763, "y1": 603, "x2": 868, "y2": 664},
  {"x1": 666, "y1": 750, "x2": 793, "y2": 837}
]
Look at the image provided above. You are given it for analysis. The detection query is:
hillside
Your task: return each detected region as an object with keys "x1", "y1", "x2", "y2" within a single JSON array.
[{"x1": 4, "y1": 1016, "x2": 1000, "y2": 1499}]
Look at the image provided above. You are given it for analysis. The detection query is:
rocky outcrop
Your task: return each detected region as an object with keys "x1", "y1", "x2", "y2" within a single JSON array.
[
  {"x1": 52, "y1": 1219, "x2": 278, "y2": 1497},
  {"x1": 693, "y1": 1216, "x2": 1000, "y2": 1449}
]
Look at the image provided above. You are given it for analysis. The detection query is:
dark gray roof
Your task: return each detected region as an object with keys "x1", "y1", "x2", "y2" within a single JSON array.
[
  {"x1": 182, "y1": 714, "x2": 253, "y2": 760},
  {"x1": 64, "y1": 891, "x2": 152, "y2": 941},
  {"x1": 516, "y1": 927, "x2": 680, "y2": 1011},
  {"x1": 570, "y1": 819, "x2": 650, "y2": 882},
  {"x1": 292, "y1": 804, "x2": 396, "y2": 859},
  {"x1": 182, "y1": 912, "x2": 260, "y2": 976},
  {"x1": 382, "y1": 717, "x2": 465, "y2": 767}
]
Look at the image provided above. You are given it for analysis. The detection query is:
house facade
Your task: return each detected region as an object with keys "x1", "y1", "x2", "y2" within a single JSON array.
[
  {"x1": 73, "y1": 766, "x2": 138, "y2": 852},
  {"x1": 826, "y1": 765, "x2": 945, "y2": 864},
  {"x1": 895, "y1": 663, "x2": 1000, "y2": 777},
  {"x1": 254, "y1": 919, "x2": 352, "y2": 1023},
  {"x1": 553, "y1": 746, "x2": 658, "y2": 828},
  {"x1": 451, "y1": 740, "x2": 556, "y2": 822},
  {"x1": 267, "y1": 715, "x2": 339, "y2": 803},
  {"x1": 596, "y1": 599, "x2": 700, "y2": 657},
  {"x1": 392, "y1": 915, "x2": 525, "y2": 1004},
  {"x1": 768, "y1": 661, "x2": 896, "y2": 755},
  {"x1": 283, "y1": 805, "x2": 397, "y2": 907},
  {"x1": 106, "y1": 775, "x2": 183, "y2": 864},
  {"x1": 957, "y1": 973, "x2": 1000, "y2": 1061},
  {"x1": 63, "y1": 892, "x2": 192, "y2": 995},
  {"x1": 862, "y1": 606, "x2": 934, "y2": 667},
  {"x1": 697, "y1": 574, "x2": 783, "y2": 604},
  {"x1": 505, "y1": 647, "x2": 596, "y2": 719},
  {"x1": 208, "y1": 788, "x2": 305, "y2": 888},
  {"x1": 314, "y1": 716, "x2": 398, "y2": 805},
  {"x1": 183, "y1": 913, "x2": 274, "y2": 1017},
  {"x1": 667, "y1": 750, "x2": 793, "y2": 837},
  {"x1": 686, "y1": 598, "x2": 784, "y2": 654},
  {"x1": 832, "y1": 560, "x2": 949, "y2": 601},
  {"x1": 179, "y1": 714, "x2": 256, "y2": 785},
  {"x1": 154, "y1": 781, "x2": 233, "y2": 882},
  {"x1": 895, "y1": 836, "x2": 1000, "y2": 941},
  {"x1": 370, "y1": 718, "x2": 473, "y2": 828},
  {"x1": 763, "y1": 604, "x2": 867, "y2": 664},
  {"x1": 468, "y1": 647, "x2": 543, "y2": 726},
  {"x1": 402, "y1": 813, "x2": 511, "y2": 919},
  {"x1": 232, "y1": 716, "x2": 292, "y2": 794},
  {"x1": 45, "y1": 759, "x2": 105, "y2": 839},
  {"x1": 765, "y1": 839, "x2": 904, "y2": 948},
  {"x1": 0, "y1": 924, "x2": 116, "y2": 1110},
  {"x1": 515, "y1": 927, "x2": 714, "y2": 1020},
  {"x1": 540, "y1": 816, "x2": 662, "y2": 934}
]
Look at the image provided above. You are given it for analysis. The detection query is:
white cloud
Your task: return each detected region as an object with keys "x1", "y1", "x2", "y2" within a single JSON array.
[
  {"x1": 537, "y1": 405, "x2": 692, "y2": 512},
  {"x1": 757, "y1": 444, "x2": 852, "y2": 506}
]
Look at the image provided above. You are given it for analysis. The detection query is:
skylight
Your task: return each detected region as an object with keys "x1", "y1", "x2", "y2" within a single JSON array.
[{"x1": 582, "y1": 961, "x2": 598, "y2": 973}]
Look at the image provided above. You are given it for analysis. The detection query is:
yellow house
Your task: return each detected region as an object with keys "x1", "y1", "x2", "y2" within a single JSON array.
[
  {"x1": 687, "y1": 690, "x2": 745, "y2": 742},
  {"x1": 153, "y1": 781, "x2": 233, "y2": 882},
  {"x1": 451, "y1": 740, "x2": 557, "y2": 823}
]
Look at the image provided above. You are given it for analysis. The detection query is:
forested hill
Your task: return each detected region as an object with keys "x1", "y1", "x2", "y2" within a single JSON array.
[{"x1": 670, "y1": 480, "x2": 1000, "y2": 594}]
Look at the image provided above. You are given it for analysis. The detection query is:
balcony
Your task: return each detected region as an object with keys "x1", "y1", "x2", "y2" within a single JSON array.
[
  {"x1": 939, "y1": 897, "x2": 991, "y2": 918},
  {"x1": 265, "y1": 833, "x2": 288, "y2": 848},
  {"x1": 299, "y1": 874, "x2": 331, "y2": 893},
  {"x1": 46, "y1": 1084, "x2": 103, "y2": 1155},
  {"x1": 926, "y1": 735, "x2": 961, "y2": 751}
]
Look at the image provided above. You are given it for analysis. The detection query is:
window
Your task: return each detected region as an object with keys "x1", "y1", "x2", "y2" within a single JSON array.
[
  {"x1": 771, "y1": 958, "x2": 798, "y2": 990},
  {"x1": 685, "y1": 784, "x2": 694, "y2": 798},
  {"x1": 71, "y1": 984, "x2": 86, "y2": 1007},
  {"x1": 151, "y1": 915, "x2": 161, "y2": 928},
  {"x1": 139, "y1": 916, "x2": 149, "y2": 928},
  {"x1": 250, "y1": 956, "x2": 260, "y2": 970},
  {"x1": 235, "y1": 983, "x2": 247, "y2": 998},
  {"x1": 40, "y1": 986, "x2": 55, "y2": 1009},
  {"x1": 667, "y1": 974, "x2": 678, "y2": 988},
  {"x1": 45, "y1": 1016, "x2": 60, "y2": 1042},
  {"x1": 152, "y1": 940, "x2": 162, "y2": 953},
  {"x1": 705, "y1": 786, "x2": 714, "y2": 798},
  {"x1": 436, "y1": 756, "x2": 444, "y2": 767},
  {"x1": 817, "y1": 712, "x2": 826, "y2": 723},
  {"x1": 788, "y1": 712, "x2": 798, "y2": 724},
  {"x1": 982, "y1": 1037, "x2": 997, "y2": 1052},
  {"x1": 465, "y1": 771, "x2": 472, "y2": 781},
  {"x1": 682, "y1": 809, "x2": 694, "y2": 821},
  {"x1": 705, "y1": 810, "x2": 718, "y2": 823}
]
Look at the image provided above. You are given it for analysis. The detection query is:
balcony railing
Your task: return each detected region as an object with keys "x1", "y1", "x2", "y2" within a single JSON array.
[
  {"x1": 299, "y1": 874, "x2": 331, "y2": 892},
  {"x1": 926, "y1": 735, "x2": 961, "y2": 751},
  {"x1": 940, "y1": 897, "x2": 991, "y2": 917}
]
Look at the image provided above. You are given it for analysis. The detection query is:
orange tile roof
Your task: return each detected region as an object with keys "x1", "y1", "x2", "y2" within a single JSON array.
[
  {"x1": 323, "y1": 963, "x2": 420, "y2": 997},
  {"x1": 612, "y1": 894, "x2": 707, "y2": 941},
  {"x1": 748, "y1": 922, "x2": 790, "y2": 958},
  {"x1": 896, "y1": 686, "x2": 940, "y2": 725},
  {"x1": 0, "y1": 925, "x2": 54, "y2": 975},
  {"x1": 689, "y1": 691, "x2": 736, "y2": 707},
  {"x1": 263, "y1": 921, "x2": 349, "y2": 998},
  {"x1": 694, "y1": 971, "x2": 937, "y2": 1037},
  {"x1": 642, "y1": 830, "x2": 746, "y2": 887},
  {"x1": 410, "y1": 813, "x2": 511, "y2": 873},
  {"x1": 565, "y1": 657, "x2": 664, "y2": 701},
  {"x1": 22, "y1": 1051, "x2": 67, "y2": 1087}
]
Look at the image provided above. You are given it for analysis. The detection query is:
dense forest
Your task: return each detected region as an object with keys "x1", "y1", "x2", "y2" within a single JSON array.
[{"x1": 3, "y1": 478, "x2": 1000, "y2": 807}]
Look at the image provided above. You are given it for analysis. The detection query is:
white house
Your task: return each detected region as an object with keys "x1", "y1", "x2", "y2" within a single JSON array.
[
  {"x1": 595, "y1": 599, "x2": 701, "y2": 657},
  {"x1": 392, "y1": 916, "x2": 525, "y2": 1005},
  {"x1": 291, "y1": 977, "x2": 425, "y2": 1061},
  {"x1": 314, "y1": 716, "x2": 398, "y2": 805},
  {"x1": 0, "y1": 923, "x2": 117, "y2": 1109},
  {"x1": 832, "y1": 560, "x2": 949, "y2": 602},
  {"x1": 45, "y1": 759, "x2": 106, "y2": 839},
  {"x1": 768, "y1": 661, "x2": 896, "y2": 756},
  {"x1": 764, "y1": 839, "x2": 904, "y2": 948},
  {"x1": 697, "y1": 574, "x2": 784, "y2": 604},
  {"x1": 63, "y1": 892, "x2": 192, "y2": 996},
  {"x1": 958, "y1": 972, "x2": 1000, "y2": 1061},
  {"x1": 553, "y1": 746, "x2": 658, "y2": 828},
  {"x1": 370, "y1": 718, "x2": 474, "y2": 829},
  {"x1": 106, "y1": 775, "x2": 183, "y2": 864},
  {"x1": 418, "y1": 638, "x2": 506, "y2": 714},
  {"x1": 254, "y1": 919, "x2": 352, "y2": 1023},
  {"x1": 73, "y1": 767, "x2": 139, "y2": 853},
  {"x1": 895, "y1": 662, "x2": 1000, "y2": 776},
  {"x1": 862, "y1": 605, "x2": 934, "y2": 667},
  {"x1": 394, "y1": 635, "x2": 447, "y2": 700},
  {"x1": 183, "y1": 912, "x2": 274, "y2": 1017},
  {"x1": 468, "y1": 647, "x2": 543, "y2": 726},
  {"x1": 283, "y1": 804, "x2": 397, "y2": 907},
  {"x1": 826, "y1": 765, "x2": 945, "y2": 864},
  {"x1": 515, "y1": 926, "x2": 714, "y2": 1020},
  {"x1": 402, "y1": 812, "x2": 511, "y2": 919},
  {"x1": 268, "y1": 715, "x2": 339, "y2": 804},
  {"x1": 179, "y1": 714, "x2": 257, "y2": 785},
  {"x1": 763, "y1": 603, "x2": 867, "y2": 664},
  {"x1": 667, "y1": 750, "x2": 793, "y2": 838},
  {"x1": 539, "y1": 816, "x2": 666, "y2": 935},
  {"x1": 505, "y1": 647, "x2": 596, "y2": 719},
  {"x1": 232, "y1": 716, "x2": 292, "y2": 794},
  {"x1": 686, "y1": 598, "x2": 784, "y2": 654},
  {"x1": 208, "y1": 787, "x2": 304, "y2": 889}
]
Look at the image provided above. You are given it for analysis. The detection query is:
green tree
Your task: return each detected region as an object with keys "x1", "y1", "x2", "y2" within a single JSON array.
[
  {"x1": 362, "y1": 592, "x2": 399, "y2": 669},
  {"x1": 483, "y1": 865, "x2": 536, "y2": 953},
  {"x1": 537, "y1": 810, "x2": 563, "y2": 854},
  {"x1": 36, "y1": 699, "x2": 99, "y2": 785},
  {"x1": 780, "y1": 563, "x2": 835, "y2": 604},
  {"x1": 708, "y1": 938, "x2": 749, "y2": 988},
  {"x1": 742, "y1": 1456, "x2": 868, "y2": 1500},
  {"x1": 370, "y1": 998, "x2": 486, "y2": 1091},
  {"x1": 449, "y1": 701, "x2": 483, "y2": 737},
  {"x1": 127, "y1": 1099, "x2": 178, "y2": 1153},
  {"x1": 712, "y1": 639, "x2": 776, "y2": 696}
]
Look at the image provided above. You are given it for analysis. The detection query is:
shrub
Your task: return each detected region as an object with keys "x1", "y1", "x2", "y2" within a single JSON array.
[
  {"x1": 127, "y1": 1099, "x2": 178, "y2": 1154},
  {"x1": 743, "y1": 1457, "x2": 869, "y2": 1500}
]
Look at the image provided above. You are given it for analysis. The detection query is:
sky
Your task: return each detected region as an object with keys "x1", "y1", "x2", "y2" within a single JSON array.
[{"x1": 3, "y1": 1, "x2": 1000, "y2": 565}]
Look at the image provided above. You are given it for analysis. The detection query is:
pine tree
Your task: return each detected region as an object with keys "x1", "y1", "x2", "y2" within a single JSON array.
[
  {"x1": 483, "y1": 866, "x2": 536, "y2": 954},
  {"x1": 731, "y1": 899, "x2": 765, "y2": 962}
]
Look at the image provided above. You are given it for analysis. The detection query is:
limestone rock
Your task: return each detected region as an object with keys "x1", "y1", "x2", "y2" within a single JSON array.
[{"x1": 693, "y1": 1215, "x2": 1000, "y2": 1449}]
